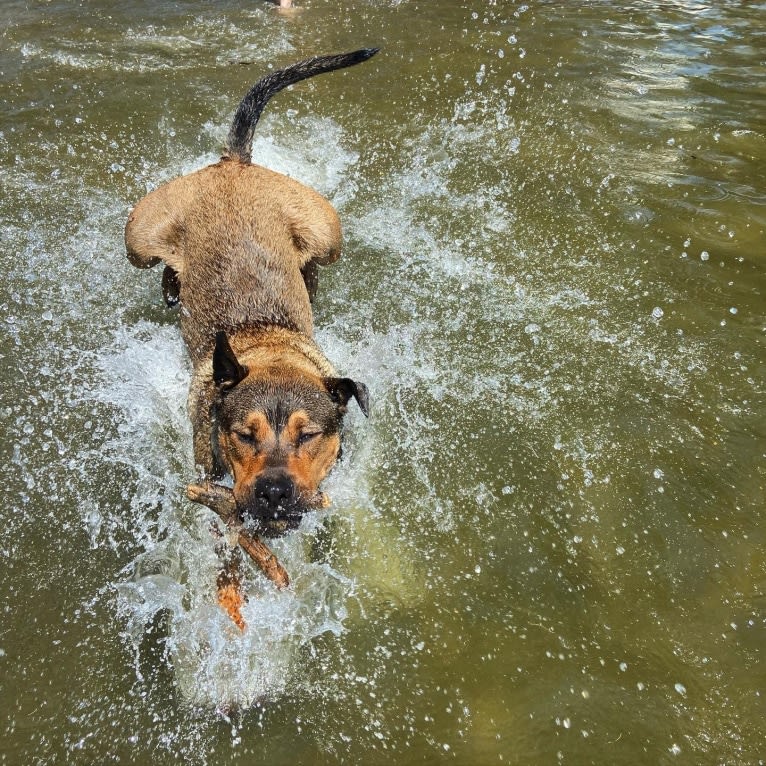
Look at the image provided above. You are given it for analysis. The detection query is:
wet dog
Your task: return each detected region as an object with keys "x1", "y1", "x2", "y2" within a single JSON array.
[{"x1": 125, "y1": 50, "x2": 376, "y2": 536}]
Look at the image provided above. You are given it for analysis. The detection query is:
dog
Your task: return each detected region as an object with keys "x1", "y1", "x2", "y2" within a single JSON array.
[{"x1": 125, "y1": 49, "x2": 376, "y2": 537}]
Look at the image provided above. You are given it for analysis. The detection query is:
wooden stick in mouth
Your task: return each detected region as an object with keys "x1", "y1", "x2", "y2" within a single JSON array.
[{"x1": 186, "y1": 482, "x2": 291, "y2": 590}]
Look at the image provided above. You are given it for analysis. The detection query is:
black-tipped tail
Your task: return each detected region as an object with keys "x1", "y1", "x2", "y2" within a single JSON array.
[{"x1": 224, "y1": 48, "x2": 379, "y2": 163}]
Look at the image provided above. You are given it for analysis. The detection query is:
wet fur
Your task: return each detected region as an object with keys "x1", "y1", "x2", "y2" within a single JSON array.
[{"x1": 125, "y1": 50, "x2": 375, "y2": 532}]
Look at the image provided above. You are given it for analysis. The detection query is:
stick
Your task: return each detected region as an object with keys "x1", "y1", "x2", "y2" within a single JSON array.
[
  {"x1": 186, "y1": 482, "x2": 290, "y2": 589},
  {"x1": 236, "y1": 531, "x2": 290, "y2": 589}
]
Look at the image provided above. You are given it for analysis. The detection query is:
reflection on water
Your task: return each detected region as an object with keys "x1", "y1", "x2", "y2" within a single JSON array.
[{"x1": 1, "y1": 0, "x2": 764, "y2": 764}]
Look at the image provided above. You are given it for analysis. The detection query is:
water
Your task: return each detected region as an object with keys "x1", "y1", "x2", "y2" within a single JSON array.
[{"x1": 1, "y1": 1, "x2": 764, "y2": 763}]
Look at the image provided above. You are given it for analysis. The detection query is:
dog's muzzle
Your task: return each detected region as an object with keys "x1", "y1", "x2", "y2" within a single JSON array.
[{"x1": 240, "y1": 473, "x2": 305, "y2": 536}]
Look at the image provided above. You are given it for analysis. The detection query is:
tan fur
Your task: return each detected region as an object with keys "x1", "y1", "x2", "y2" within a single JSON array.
[
  {"x1": 125, "y1": 53, "x2": 374, "y2": 527},
  {"x1": 126, "y1": 158, "x2": 341, "y2": 363},
  {"x1": 287, "y1": 432, "x2": 342, "y2": 496},
  {"x1": 127, "y1": 50, "x2": 375, "y2": 616},
  {"x1": 221, "y1": 409, "x2": 339, "y2": 506}
]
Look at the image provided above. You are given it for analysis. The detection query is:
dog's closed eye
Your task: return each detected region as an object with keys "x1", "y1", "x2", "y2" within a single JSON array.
[
  {"x1": 297, "y1": 430, "x2": 322, "y2": 447},
  {"x1": 233, "y1": 430, "x2": 258, "y2": 447}
]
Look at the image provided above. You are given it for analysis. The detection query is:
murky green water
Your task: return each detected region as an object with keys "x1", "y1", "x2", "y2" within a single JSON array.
[{"x1": 1, "y1": 1, "x2": 765, "y2": 763}]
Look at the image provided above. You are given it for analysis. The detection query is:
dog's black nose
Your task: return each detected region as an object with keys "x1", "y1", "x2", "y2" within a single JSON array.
[{"x1": 254, "y1": 474, "x2": 296, "y2": 512}]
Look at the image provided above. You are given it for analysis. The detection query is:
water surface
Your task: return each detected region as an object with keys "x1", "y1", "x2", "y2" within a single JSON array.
[{"x1": 1, "y1": 1, "x2": 764, "y2": 764}]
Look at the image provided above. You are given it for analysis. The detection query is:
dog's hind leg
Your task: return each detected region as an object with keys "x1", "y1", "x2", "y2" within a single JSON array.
[
  {"x1": 286, "y1": 192, "x2": 342, "y2": 269},
  {"x1": 300, "y1": 260, "x2": 319, "y2": 303},
  {"x1": 125, "y1": 175, "x2": 193, "y2": 305},
  {"x1": 283, "y1": 183, "x2": 343, "y2": 305},
  {"x1": 162, "y1": 265, "x2": 181, "y2": 307}
]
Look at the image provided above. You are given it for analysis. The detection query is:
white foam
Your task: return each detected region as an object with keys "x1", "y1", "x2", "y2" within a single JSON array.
[{"x1": 90, "y1": 319, "x2": 356, "y2": 708}]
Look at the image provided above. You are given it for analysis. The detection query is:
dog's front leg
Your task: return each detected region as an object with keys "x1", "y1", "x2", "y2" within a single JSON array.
[{"x1": 211, "y1": 528, "x2": 247, "y2": 631}]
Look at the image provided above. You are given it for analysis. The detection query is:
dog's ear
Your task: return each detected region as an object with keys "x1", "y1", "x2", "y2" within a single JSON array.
[
  {"x1": 325, "y1": 377, "x2": 370, "y2": 418},
  {"x1": 213, "y1": 331, "x2": 248, "y2": 390}
]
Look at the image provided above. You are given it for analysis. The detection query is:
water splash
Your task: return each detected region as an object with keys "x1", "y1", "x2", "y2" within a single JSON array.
[
  {"x1": 94, "y1": 321, "x2": 354, "y2": 709},
  {"x1": 80, "y1": 109, "x2": 377, "y2": 710}
]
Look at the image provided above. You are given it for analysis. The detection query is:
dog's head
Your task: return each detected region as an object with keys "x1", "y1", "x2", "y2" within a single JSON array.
[{"x1": 210, "y1": 332, "x2": 369, "y2": 536}]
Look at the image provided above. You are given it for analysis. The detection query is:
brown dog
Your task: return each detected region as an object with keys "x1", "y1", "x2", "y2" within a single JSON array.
[{"x1": 125, "y1": 50, "x2": 376, "y2": 536}]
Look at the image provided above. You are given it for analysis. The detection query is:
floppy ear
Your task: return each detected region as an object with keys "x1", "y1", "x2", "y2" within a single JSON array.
[
  {"x1": 325, "y1": 377, "x2": 370, "y2": 418},
  {"x1": 213, "y1": 331, "x2": 248, "y2": 389}
]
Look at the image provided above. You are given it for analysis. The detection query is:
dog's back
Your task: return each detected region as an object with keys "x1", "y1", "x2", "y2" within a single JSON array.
[{"x1": 126, "y1": 159, "x2": 341, "y2": 362}]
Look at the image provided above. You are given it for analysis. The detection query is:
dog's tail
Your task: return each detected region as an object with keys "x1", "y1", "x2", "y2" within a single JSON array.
[{"x1": 224, "y1": 48, "x2": 379, "y2": 164}]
